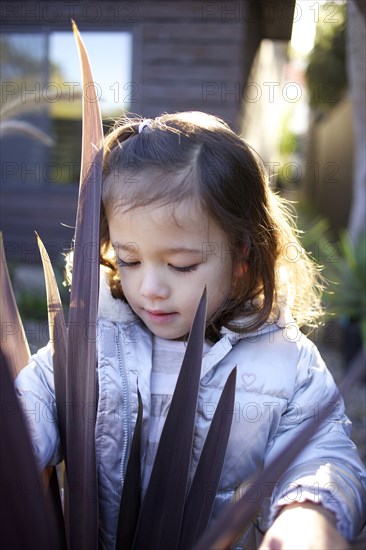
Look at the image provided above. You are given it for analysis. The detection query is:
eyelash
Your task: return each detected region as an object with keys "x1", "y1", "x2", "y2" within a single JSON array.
[
  {"x1": 173, "y1": 264, "x2": 198, "y2": 273},
  {"x1": 117, "y1": 258, "x2": 198, "y2": 273},
  {"x1": 117, "y1": 258, "x2": 139, "y2": 268}
]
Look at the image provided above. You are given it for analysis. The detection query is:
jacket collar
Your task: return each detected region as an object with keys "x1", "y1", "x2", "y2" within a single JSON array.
[{"x1": 98, "y1": 268, "x2": 137, "y2": 324}]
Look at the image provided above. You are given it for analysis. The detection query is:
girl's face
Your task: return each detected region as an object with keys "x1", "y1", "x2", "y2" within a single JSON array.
[{"x1": 108, "y1": 200, "x2": 235, "y2": 340}]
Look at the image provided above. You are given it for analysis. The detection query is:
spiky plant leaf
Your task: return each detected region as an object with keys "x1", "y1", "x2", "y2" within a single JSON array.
[
  {"x1": 36, "y1": 233, "x2": 70, "y2": 544},
  {"x1": 300, "y1": 216, "x2": 330, "y2": 254},
  {"x1": 0, "y1": 232, "x2": 30, "y2": 379},
  {"x1": 115, "y1": 391, "x2": 143, "y2": 549},
  {"x1": 325, "y1": 231, "x2": 366, "y2": 343},
  {"x1": 132, "y1": 289, "x2": 207, "y2": 550},
  {"x1": 45, "y1": 465, "x2": 68, "y2": 549},
  {"x1": 0, "y1": 348, "x2": 66, "y2": 550},
  {"x1": 178, "y1": 367, "x2": 237, "y2": 550},
  {"x1": 339, "y1": 231, "x2": 358, "y2": 273},
  {"x1": 64, "y1": 21, "x2": 103, "y2": 550},
  {"x1": 36, "y1": 233, "x2": 67, "y2": 453}
]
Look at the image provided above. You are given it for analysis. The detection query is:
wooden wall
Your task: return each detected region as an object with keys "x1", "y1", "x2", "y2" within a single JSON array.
[
  {"x1": 1, "y1": 185, "x2": 79, "y2": 266},
  {"x1": 137, "y1": 11, "x2": 248, "y2": 128},
  {"x1": 1, "y1": 1, "x2": 294, "y2": 261}
]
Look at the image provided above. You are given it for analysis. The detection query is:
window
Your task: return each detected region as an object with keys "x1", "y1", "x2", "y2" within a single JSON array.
[{"x1": 1, "y1": 29, "x2": 132, "y2": 185}]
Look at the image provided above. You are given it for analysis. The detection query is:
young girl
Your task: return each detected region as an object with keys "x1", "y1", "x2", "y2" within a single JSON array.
[{"x1": 16, "y1": 112, "x2": 365, "y2": 549}]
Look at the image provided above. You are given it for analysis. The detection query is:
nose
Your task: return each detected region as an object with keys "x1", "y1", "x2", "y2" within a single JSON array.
[{"x1": 139, "y1": 267, "x2": 170, "y2": 300}]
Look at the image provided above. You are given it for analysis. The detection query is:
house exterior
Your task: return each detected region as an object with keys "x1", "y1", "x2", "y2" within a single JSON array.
[{"x1": 0, "y1": 0, "x2": 295, "y2": 262}]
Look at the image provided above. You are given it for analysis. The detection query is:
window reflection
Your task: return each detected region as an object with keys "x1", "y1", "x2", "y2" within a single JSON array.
[{"x1": 1, "y1": 31, "x2": 132, "y2": 185}]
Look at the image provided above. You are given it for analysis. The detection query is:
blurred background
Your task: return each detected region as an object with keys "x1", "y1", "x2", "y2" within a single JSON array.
[{"x1": 1, "y1": 0, "x2": 365, "y2": 459}]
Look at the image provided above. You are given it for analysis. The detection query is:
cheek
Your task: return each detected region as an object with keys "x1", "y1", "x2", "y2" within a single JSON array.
[
  {"x1": 205, "y1": 266, "x2": 233, "y2": 316},
  {"x1": 216, "y1": 259, "x2": 233, "y2": 291},
  {"x1": 119, "y1": 271, "x2": 135, "y2": 297}
]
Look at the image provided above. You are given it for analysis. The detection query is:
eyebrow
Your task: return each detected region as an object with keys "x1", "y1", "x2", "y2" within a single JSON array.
[
  {"x1": 114, "y1": 243, "x2": 202, "y2": 255},
  {"x1": 163, "y1": 247, "x2": 203, "y2": 254},
  {"x1": 113, "y1": 243, "x2": 139, "y2": 253}
]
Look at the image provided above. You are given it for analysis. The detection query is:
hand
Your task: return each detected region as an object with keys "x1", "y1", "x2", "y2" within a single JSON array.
[{"x1": 259, "y1": 501, "x2": 350, "y2": 550}]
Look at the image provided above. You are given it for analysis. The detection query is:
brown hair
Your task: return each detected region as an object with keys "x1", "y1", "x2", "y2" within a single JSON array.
[{"x1": 96, "y1": 111, "x2": 324, "y2": 342}]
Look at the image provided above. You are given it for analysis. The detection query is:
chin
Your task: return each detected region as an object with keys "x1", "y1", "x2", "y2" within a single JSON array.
[{"x1": 150, "y1": 326, "x2": 188, "y2": 341}]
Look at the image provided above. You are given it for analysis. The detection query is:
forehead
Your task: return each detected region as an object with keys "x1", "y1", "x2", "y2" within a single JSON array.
[
  {"x1": 108, "y1": 200, "x2": 227, "y2": 245},
  {"x1": 103, "y1": 166, "x2": 195, "y2": 215},
  {"x1": 147, "y1": 200, "x2": 207, "y2": 229}
]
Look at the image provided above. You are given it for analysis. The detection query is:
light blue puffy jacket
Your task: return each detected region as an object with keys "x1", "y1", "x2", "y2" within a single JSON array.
[{"x1": 15, "y1": 281, "x2": 366, "y2": 549}]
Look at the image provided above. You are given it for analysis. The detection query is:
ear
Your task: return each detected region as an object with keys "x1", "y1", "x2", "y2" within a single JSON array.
[
  {"x1": 233, "y1": 261, "x2": 248, "y2": 278},
  {"x1": 233, "y1": 243, "x2": 249, "y2": 278}
]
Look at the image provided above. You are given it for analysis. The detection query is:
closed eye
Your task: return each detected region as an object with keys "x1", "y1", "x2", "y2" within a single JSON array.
[
  {"x1": 169, "y1": 264, "x2": 199, "y2": 273},
  {"x1": 117, "y1": 258, "x2": 199, "y2": 273},
  {"x1": 117, "y1": 258, "x2": 140, "y2": 268}
]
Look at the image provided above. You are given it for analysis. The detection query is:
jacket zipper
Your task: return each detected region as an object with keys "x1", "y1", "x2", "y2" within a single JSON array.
[{"x1": 116, "y1": 324, "x2": 132, "y2": 485}]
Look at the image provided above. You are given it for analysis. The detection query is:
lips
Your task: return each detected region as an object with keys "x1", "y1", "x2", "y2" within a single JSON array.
[{"x1": 144, "y1": 309, "x2": 177, "y2": 324}]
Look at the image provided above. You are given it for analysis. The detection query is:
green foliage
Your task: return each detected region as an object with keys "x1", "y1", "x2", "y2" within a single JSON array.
[
  {"x1": 295, "y1": 203, "x2": 365, "y2": 346},
  {"x1": 16, "y1": 289, "x2": 48, "y2": 321},
  {"x1": 279, "y1": 129, "x2": 297, "y2": 158},
  {"x1": 298, "y1": 215, "x2": 336, "y2": 267},
  {"x1": 325, "y1": 231, "x2": 366, "y2": 345},
  {"x1": 279, "y1": 107, "x2": 298, "y2": 158},
  {"x1": 11, "y1": 260, "x2": 70, "y2": 322},
  {"x1": 305, "y1": 2, "x2": 347, "y2": 110}
]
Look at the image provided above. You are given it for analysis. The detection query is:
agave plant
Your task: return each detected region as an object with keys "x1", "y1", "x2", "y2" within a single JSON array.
[{"x1": 1, "y1": 22, "x2": 364, "y2": 550}]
